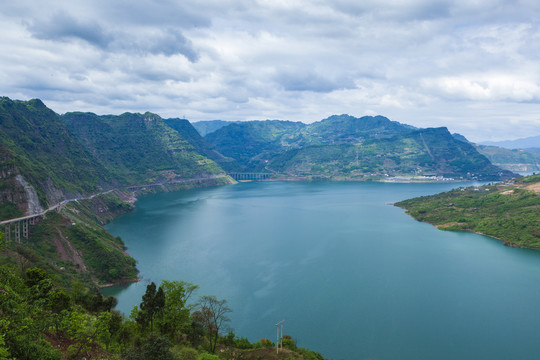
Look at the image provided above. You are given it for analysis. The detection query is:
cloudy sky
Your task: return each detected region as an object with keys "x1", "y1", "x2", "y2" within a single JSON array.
[{"x1": 1, "y1": 0, "x2": 540, "y2": 141}]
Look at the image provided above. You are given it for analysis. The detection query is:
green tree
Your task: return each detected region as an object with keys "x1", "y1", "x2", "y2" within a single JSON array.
[
  {"x1": 137, "y1": 282, "x2": 165, "y2": 332},
  {"x1": 157, "y1": 280, "x2": 197, "y2": 340}
]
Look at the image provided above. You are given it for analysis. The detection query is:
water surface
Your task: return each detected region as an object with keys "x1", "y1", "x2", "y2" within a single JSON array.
[{"x1": 104, "y1": 181, "x2": 540, "y2": 360}]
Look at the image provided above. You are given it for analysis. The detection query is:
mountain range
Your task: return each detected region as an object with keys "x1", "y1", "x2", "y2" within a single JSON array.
[
  {"x1": 480, "y1": 135, "x2": 540, "y2": 151},
  {"x1": 201, "y1": 115, "x2": 514, "y2": 180}
]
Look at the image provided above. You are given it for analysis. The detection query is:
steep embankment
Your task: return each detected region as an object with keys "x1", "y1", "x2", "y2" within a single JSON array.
[{"x1": 396, "y1": 174, "x2": 540, "y2": 248}]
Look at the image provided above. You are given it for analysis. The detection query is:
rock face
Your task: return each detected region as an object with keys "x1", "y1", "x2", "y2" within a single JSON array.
[{"x1": 15, "y1": 175, "x2": 43, "y2": 215}]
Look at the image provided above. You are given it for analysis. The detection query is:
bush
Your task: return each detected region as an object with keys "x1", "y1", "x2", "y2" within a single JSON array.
[
  {"x1": 234, "y1": 336, "x2": 252, "y2": 349},
  {"x1": 199, "y1": 353, "x2": 219, "y2": 360},
  {"x1": 175, "y1": 347, "x2": 199, "y2": 360}
]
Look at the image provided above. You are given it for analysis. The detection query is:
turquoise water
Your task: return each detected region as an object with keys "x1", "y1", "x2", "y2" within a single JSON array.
[{"x1": 103, "y1": 181, "x2": 540, "y2": 360}]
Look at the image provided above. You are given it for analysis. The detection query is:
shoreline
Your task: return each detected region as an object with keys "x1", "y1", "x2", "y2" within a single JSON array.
[{"x1": 398, "y1": 209, "x2": 540, "y2": 251}]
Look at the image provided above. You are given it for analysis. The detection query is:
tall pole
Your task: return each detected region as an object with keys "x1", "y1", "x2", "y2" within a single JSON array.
[{"x1": 275, "y1": 320, "x2": 284, "y2": 353}]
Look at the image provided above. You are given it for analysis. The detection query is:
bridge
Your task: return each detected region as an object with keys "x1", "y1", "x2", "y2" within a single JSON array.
[
  {"x1": 229, "y1": 172, "x2": 273, "y2": 181},
  {"x1": 0, "y1": 190, "x2": 113, "y2": 244},
  {"x1": 1, "y1": 212, "x2": 45, "y2": 243}
]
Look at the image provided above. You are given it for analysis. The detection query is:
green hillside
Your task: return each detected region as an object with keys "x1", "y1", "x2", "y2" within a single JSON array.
[
  {"x1": 164, "y1": 118, "x2": 240, "y2": 171},
  {"x1": 263, "y1": 127, "x2": 514, "y2": 180},
  {"x1": 0, "y1": 97, "x2": 112, "y2": 209},
  {"x1": 305, "y1": 114, "x2": 414, "y2": 145},
  {"x1": 0, "y1": 264, "x2": 326, "y2": 360},
  {"x1": 204, "y1": 115, "x2": 512, "y2": 180},
  {"x1": 475, "y1": 144, "x2": 540, "y2": 173},
  {"x1": 205, "y1": 120, "x2": 306, "y2": 167},
  {"x1": 396, "y1": 174, "x2": 540, "y2": 248},
  {"x1": 62, "y1": 112, "x2": 228, "y2": 185}
]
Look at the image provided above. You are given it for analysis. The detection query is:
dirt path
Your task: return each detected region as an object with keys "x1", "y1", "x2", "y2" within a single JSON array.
[
  {"x1": 524, "y1": 182, "x2": 540, "y2": 193},
  {"x1": 54, "y1": 227, "x2": 87, "y2": 273}
]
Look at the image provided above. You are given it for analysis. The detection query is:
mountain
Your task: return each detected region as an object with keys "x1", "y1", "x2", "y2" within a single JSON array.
[
  {"x1": 205, "y1": 115, "x2": 514, "y2": 180},
  {"x1": 480, "y1": 135, "x2": 540, "y2": 150},
  {"x1": 396, "y1": 173, "x2": 540, "y2": 248},
  {"x1": 62, "y1": 112, "x2": 230, "y2": 185},
  {"x1": 205, "y1": 114, "x2": 415, "y2": 171},
  {"x1": 191, "y1": 120, "x2": 240, "y2": 136},
  {"x1": 266, "y1": 127, "x2": 513, "y2": 180},
  {"x1": 306, "y1": 114, "x2": 415, "y2": 145},
  {"x1": 205, "y1": 120, "x2": 307, "y2": 167},
  {"x1": 451, "y1": 132, "x2": 540, "y2": 173},
  {"x1": 0, "y1": 98, "x2": 234, "y2": 289},
  {"x1": 0, "y1": 97, "x2": 112, "y2": 212},
  {"x1": 475, "y1": 145, "x2": 540, "y2": 173},
  {"x1": 164, "y1": 118, "x2": 240, "y2": 171}
]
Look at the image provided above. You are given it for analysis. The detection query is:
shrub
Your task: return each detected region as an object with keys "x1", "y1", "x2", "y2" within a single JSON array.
[{"x1": 199, "y1": 353, "x2": 219, "y2": 360}]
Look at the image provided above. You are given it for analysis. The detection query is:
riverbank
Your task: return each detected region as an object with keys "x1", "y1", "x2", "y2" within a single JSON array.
[{"x1": 395, "y1": 173, "x2": 540, "y2": 249}]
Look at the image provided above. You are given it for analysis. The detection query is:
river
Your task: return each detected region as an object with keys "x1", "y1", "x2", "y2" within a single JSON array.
[{"x1": 103, "y1": 181, "x2": 540, "y2": 360}]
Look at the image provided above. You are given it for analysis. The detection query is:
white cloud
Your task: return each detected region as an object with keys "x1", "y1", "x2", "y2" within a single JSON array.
[{"x1": 0, "y1": 0, "x2": 539, "y2": 141}]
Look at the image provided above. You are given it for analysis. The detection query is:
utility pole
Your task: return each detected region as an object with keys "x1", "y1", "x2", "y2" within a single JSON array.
[{"x1": 275, "y1": 320, "x2": 285, "y2": 354}]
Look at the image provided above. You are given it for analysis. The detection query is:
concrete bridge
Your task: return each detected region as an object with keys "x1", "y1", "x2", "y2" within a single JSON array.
[
  {"x1": 0, "y1": 190, "x2": 113, "y2": 244},
  {"x1": 229, "y1": 172, "x2": 273, "y2": 181},
  {"x1": 1, "y1": 213, "x2": 45, "y2": 243}
]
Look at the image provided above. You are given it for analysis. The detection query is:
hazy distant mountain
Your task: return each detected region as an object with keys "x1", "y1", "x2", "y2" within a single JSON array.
[
  {"x1": 191, "y1": 120, "x2": 240, "y2": 136},
  {"x1": 474, "y1": 145, "x2": 540, "y2": 173},
  {"x1": 480, "y1": 135, "x2": 540, "y2": 149}
]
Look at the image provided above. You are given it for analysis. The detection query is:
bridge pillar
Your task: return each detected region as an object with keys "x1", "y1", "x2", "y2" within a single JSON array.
[
  {"x1": 22, "y1": 219, "x2": 29, "y2": 239},
  {"x1": 14, "y1": 222, "x2": 20, "y2": 244},
  {"x1": 3, "y1": 224, "x2": 9, "y2": 243}
]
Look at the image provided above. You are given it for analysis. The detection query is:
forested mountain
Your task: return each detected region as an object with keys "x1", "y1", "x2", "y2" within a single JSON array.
[
  {"x1": 0, "y1": 97, "x2": 112, "y2": 211},
  {"x1": 62, "y1": 112, "x2": 228, "y2": 185},
  {"x1": 164, "y1": 118, "x2": 240, "y2": 171},
  {"x1": 475, "y1": 145, "x2": 540, "y2": 173},
  {"x1": 204, "y1": 115, "x2": 514, "y2": 180},
  {"x1": 0, "y1": 98, "x2": 233, "y2": 290},
  {"x1": 266, "y1": 127, "x2": 513, "y2": 180}
]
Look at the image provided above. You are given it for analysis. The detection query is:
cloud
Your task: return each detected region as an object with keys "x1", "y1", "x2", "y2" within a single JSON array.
[
  {"x1": 1, "y1": 0, "x2": 539, "y2": 141},
  {"x1": 28, "y1": 11, "x2": 111, "y2": 48},
  {"x1": 26, "y1": 9, "x2": 200, "y2": 61}
]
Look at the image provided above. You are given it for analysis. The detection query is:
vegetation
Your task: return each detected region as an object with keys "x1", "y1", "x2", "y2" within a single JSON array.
[
  {"x1": 164, "y1": 119, "x2": 240, "y2": 172},
  {"x1": 266, "y1": 128, "x2": 513, "y2": 180},
  {"x1": 475, "y1": 144, "x2": 540, "y2": 173},
  {"x1": 396, "y1": 174, "x2": 540, "y2": 248},
  {"x1": 61, "y1": 111, "x2": 227, "y2": 186},
  {"x1": 0, "y1": 97, "x2": 112, "y2": 208},
  {"x1": 204, "y1": 115, "x2": 514, "y2": 180},
  {"x1": 0, "y1": 265, "x2": 327, "y2": 360}
]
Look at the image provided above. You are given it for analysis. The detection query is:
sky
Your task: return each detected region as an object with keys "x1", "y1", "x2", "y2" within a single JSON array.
[{"x1": 1, "y1": 0, "x2": 540, "y2": 142}]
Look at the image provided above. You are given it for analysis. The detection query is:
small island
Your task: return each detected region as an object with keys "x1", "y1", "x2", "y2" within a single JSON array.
[{"x1": 396, "y1": 174, "x2": 540, "y2": 249}]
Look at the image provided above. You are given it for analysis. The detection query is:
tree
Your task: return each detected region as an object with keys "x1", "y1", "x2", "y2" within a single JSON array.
[
  {"x1": 157, "y1": 280, "x2": 198, "y2": 340},
  {"x1": 137, "y1": 282, "x2": 165, "y2": 332},
  {"x1": 192, "y1": 295, "x2": 232, "y2": 353}
]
